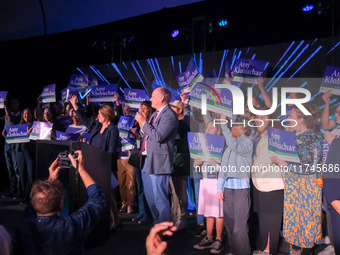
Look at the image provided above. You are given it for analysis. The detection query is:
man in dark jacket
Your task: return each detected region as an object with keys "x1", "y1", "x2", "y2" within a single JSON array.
[{"x1": 16, "y1": 150, "x2": 106, "y2": 255}]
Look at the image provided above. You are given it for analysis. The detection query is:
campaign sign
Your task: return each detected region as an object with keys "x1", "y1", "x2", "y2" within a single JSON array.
[
  {"x1": 29, "y1": 121, "x2": 53, "y2": 140},
  {"x1": 65, "y1": 126, "x2": 86, "y2": 135},
  {"x1": 322, "y1": 139, "x2": 330, "y2": 164},
  {"x1": 121, "y1": 138, "x2": 135, "y2": 152},
  {"x1": 69, "y1": 74, "x2": 88, "y2": 93},
  {"x1": 185, "y1": 60, "x2": 204, "y2": 91},
  {"x1": 56, "y1": 131, "x2": 71, "y2": 141},
  {"x1": 320, "y1": 66, "x2": 340, "y2": 95},
  {"x1": 118, "y1": 116, "x2": 135, "y2": 138},
  {"x1": 61, "y1": 87, "x2": 78, "y2": 103},
  {"x1": 176, "y1": 72, "x2": 191, "y2": 93},
  {"x1": 5, "y1": 124, "x2": 29, "y2": 143},
  {"x1": 188, "y1": 132, "x2": 225, "y2": 163},
  {"x1": 189, "y1": 79, "x2": 233, "y2": 117},
  {"x1": 124, "y1": 89, "x2": 146, "y2": 108},
  {"x1": 41, "y1": 84, "x2": 56, "y2": 103},
  {"x1": 56, "y1": 131, "x2": 80, "y2": 141},
  {"x1": 232, "y1": 59, "x2": 266, "y2": 84},
  {"x1": 89, "y1": 84, "x2": 117, "y2": 102},
  {"x1": 267, "y1": 127, "x2": 299, "y2": 163},
  {"x1": 0, "y1": 91, "x2": 8, "y2": 109}
]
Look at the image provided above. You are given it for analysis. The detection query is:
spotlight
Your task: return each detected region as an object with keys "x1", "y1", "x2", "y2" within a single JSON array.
[
  {"x1": 218, "y1": 19, "x2": 228, "y2": 27},
  {"x1": 171, "y1": 30, "x2": 179, "y2": 38},
  {"x1": 122, "y1": 36, "x2": 135, "y2": 48},
  {"x1": 302, "y1": 4, "x2": 314, "y2": 12}
]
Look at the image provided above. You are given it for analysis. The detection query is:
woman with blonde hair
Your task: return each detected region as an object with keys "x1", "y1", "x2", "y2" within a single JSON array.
[{"x1": 69, "y1": 95, "x2": 121, "y2": 230}]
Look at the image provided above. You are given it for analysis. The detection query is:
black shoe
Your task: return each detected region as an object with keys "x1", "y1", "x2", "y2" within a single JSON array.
[
  {"x1": 193, "y1": 236, "x2": 214, "y2": 250},
  {"x1": 210, "y1": 239, "x2": 224, "y2": 254},
  {"x1": 14, "y1": 193, "x2": 23, "y2": 200},
  {"x1": 195, "y1": 224, "x2": 206, "y2": 237}
]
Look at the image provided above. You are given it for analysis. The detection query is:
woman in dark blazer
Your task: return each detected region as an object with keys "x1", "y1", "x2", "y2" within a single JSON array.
[{"x1": 69, "y1": 94, "x2": 121, "y2": 230}]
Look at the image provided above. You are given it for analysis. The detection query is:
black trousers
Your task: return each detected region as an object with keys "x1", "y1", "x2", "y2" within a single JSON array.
[{"x1": 253, "y1": 188, "x2": 284, "y2": 255}]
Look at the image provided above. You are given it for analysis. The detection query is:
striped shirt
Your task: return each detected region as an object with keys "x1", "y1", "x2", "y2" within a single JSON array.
[{"x1": 224, "y1": 178, "x2": 250, "y2": 189}]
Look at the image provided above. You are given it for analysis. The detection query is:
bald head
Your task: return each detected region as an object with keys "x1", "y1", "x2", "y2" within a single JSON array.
[{"x1": 150, "y1": 87, "x2": 171, "y2": 110}]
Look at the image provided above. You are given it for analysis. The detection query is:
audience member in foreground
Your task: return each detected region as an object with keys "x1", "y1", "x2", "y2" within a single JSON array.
[
  {"x1": 146, "y1": 222, "x2": 177, "y2": 255},
  {"x1": 0, "y1": 225, "x2": 12, "y2": 255},
  {"x1": 16, "y1": 150, "x2": 106, "y2": 255}
]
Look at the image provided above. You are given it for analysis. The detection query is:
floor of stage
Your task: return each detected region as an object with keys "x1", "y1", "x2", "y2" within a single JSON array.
[{"x1": 0, "y1": 195, "x2": 331, "y2": 255}]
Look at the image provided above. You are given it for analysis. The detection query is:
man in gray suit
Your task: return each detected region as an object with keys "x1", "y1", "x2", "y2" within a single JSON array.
[{"x1": 135, "y1": 87, "x2": 178, "y2": 224}]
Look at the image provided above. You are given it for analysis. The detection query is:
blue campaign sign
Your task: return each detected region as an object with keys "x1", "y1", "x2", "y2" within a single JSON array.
[
  {"x1": 267, "y1": 127, "x2": 299, "y2": 163},
  {"x1": 5, "y1": 124, "x2": 30, "y2": 143},
  {"x1": 185, "y1": 60, "x2": 204, "y2": 90},
  {"x1": 117, "y1": 116, "x2": 135, "y2": 138},
  {"x1": 69, "y1": 74, "x2": 89, "y2": 93},
  {"x1": 188, "y1": 132, "x2": 225, "y2": 163},
  {"x1": 322, "y1": 139, "x2": 330, "y2": 164},
  {"x1": 232, "y1": 59, "x2": 266, "y2": 84},
  {"x1": 56, "y1": 131, "x2": 80, "y2": 141},
  {"x1": 176, "y1": 72, "x2": 191, "y2": 93},
  {"x1": 0, "y1": 91, "x2": 8, "y2": 109},
  {"x1": 320, "y1": 66, "x2": 340, "y2": 95},
  {"x1": 61, "y1": 87, "x2": 78, "y2": 103},
  {"x1": 189, "y1": 79, "x2": 233, "y2": 117},
  {"x1": 56, "y1": 131, "x2": 71, "y2": 141},
  {"x1": 124, "y1": 89, "x2": 146, "y2": 108},
  {"x1": 41, "y1": 84, "x2": 56, "y2": 103},
  {"x1": 121, "y1": 137, "x2": 135, "y2": 151},
  {"x1": 89, "y1": 84, "x2": 117, "y2": 102},
  {"x1": 29, "y1": 121, "x2": 53, "y2": 140}
]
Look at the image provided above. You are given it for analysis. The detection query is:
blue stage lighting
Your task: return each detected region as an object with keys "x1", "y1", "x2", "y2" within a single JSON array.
[
  {"x1": 171, "y1": 30, "x2": 179, "y2": 38},
  {"x1": 218, "y1": 19, "x2": 228, "y2": 27},
  {"x1": 302, "y1": 4, "x2": 314, "y2": 12}
]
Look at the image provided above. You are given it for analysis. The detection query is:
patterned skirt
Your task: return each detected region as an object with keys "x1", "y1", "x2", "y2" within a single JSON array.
[{"x1": 283, "y1": 172, "x2": 322, "y2": 248}]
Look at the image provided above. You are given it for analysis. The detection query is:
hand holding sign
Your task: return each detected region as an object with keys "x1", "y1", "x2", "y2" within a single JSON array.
[
  {"x1": 180, "y1": 90, "x2": 188, "y2": 105},
  {"x1": 324, "y1": 131, "x2": 337, "y2": 145},
  {"x1": 257, "y1": 77, "x2": 264, "y2": 90},
  {"x1": 194, "y1": 158, "x2": 203, "y2": 167},
  {"x1": 69, "y1": 95, "x2": 78, "y2": 111},
  {"x1": 114, "y1": 92, "x2": 119, "y2": 101},
  {"x1": 322, "y1": 91, "x2": 333, "y2": 104},
  {"x1": 270, "y1": 155, "x2": 288, "y2": 167}
]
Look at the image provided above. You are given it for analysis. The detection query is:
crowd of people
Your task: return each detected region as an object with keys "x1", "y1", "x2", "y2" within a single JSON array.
[{"x1": 1, "y1": 77, "x2": 340, "y2": 255}]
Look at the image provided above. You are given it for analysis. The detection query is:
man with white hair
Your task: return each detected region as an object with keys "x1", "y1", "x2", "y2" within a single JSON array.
[{"x1": 135, "y1": 87, "x2": 178, "y2": 224}]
